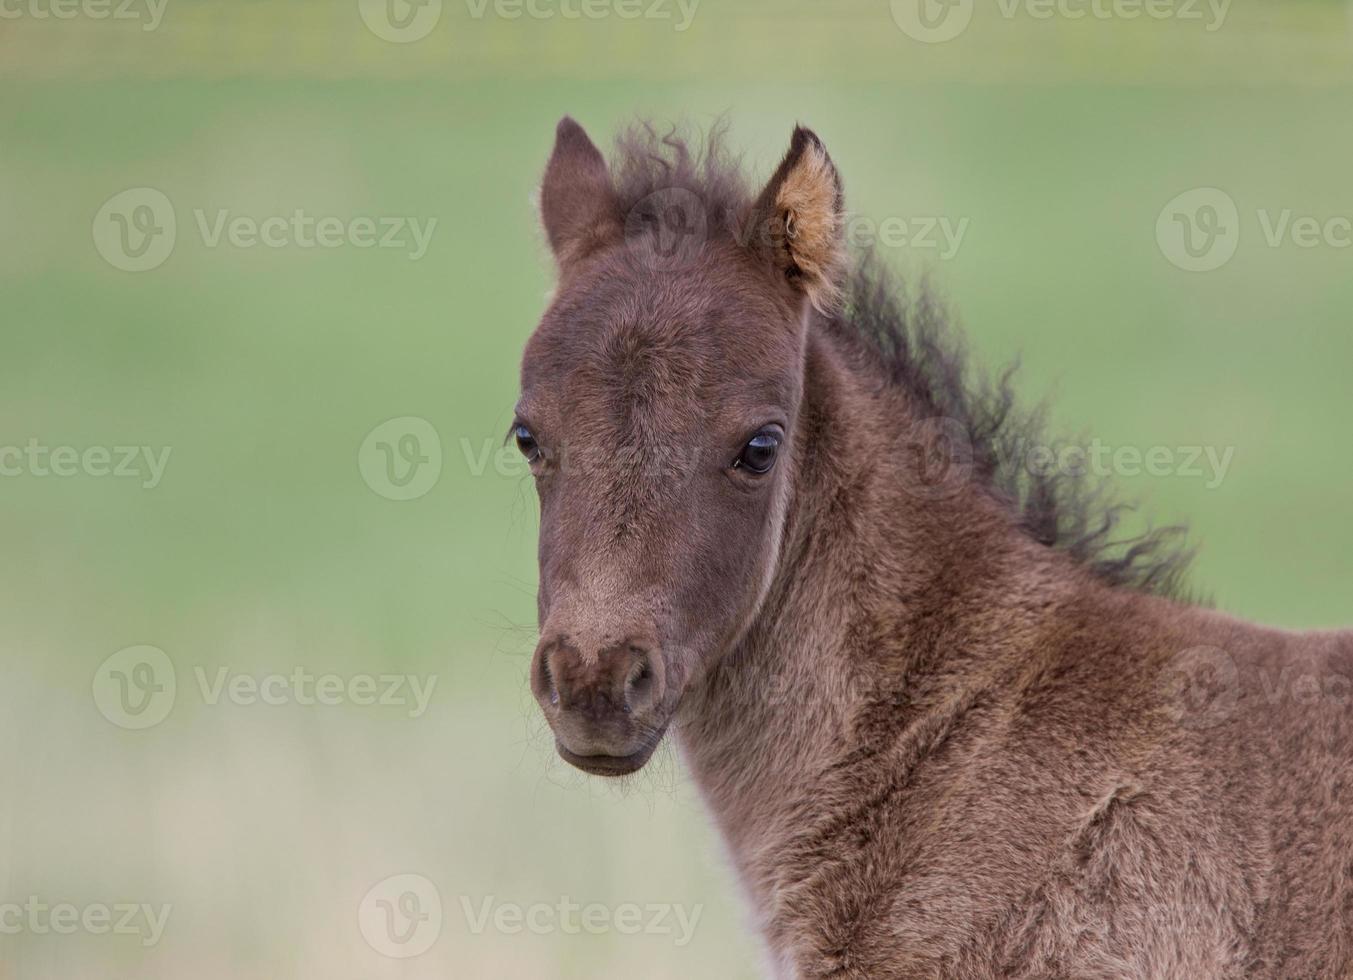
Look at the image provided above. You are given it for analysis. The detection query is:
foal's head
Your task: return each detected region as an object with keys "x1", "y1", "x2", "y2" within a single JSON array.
[{"x1": 516, "y1": 118, "x2": 847, "y2": 775}]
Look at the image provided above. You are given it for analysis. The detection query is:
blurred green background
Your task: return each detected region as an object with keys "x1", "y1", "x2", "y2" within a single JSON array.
[{"x1": 1, "y1": 1, "x2": 1350, "y2": 977}]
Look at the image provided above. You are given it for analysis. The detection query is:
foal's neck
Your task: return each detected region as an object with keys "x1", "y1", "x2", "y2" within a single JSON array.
[{"x1": 674, "y1": 320, "x2": 1070, "y2": 876}]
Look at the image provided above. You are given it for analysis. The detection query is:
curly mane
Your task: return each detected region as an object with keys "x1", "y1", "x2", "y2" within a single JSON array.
[{"x1": 608, "y1": 121, "x2": 1197, "y2": 600}]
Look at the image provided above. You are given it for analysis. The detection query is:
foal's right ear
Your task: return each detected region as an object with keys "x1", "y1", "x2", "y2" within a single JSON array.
[
  {"x1": 745, "y1": 126, "x2": 847, "y2": 314},
  {"x1": 540, "y1": 117, "x2": 622, "y2": 275}
]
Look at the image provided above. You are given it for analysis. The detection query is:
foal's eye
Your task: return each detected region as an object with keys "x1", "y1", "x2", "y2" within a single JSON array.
[
  {"x1": 733, "y1": 429, "x2": 781, "y2": 475},
  {"x1": 513, "y1": 424, "x2": 542, "y2": 463}
]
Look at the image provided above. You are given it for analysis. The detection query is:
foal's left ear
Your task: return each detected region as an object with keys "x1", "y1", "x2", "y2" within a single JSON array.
[
  {"x1": 746, "y1": 126, "x2": 847, "y2": 313},
  {"x1": 540, "y1": 116, "x2": 622, "y2": 275}
]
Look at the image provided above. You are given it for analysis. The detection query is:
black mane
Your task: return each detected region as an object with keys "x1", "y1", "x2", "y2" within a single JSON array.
[
  {"x1": 835, "y1": 261, "x2": 1195, "y2": 599},
  {"x1": 612, "y1": 118, "x2": 751, "y2": 241},
  {"x1": 608, "y1": 121, "x2": 1196, "y2": 600}
]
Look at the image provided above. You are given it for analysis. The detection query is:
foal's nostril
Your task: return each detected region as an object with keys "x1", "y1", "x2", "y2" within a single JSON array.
[
  {"x1": 622, "y1": 647, "x2": 660, "y2": 714},
  {"x1": 536, "y1": 648, "x2": 559, "y2": 707},
  {"x1": 545, "y1": 663, "x2": 559, "y2": 706},
  {"x1": 625, "y1": 659, "x2": 649, "y2": 705}
]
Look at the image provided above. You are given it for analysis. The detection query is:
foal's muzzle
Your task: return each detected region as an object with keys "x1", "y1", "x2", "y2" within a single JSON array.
[{"x1": 531, "y1": 632, "x2": 668, "y2": 776}]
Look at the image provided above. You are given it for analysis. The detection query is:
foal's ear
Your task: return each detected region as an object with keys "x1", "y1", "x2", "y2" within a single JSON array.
[
  {"x1": 746, "y1": 126, "x2": 847, "y2": 313},
  {"x1": 540, "y1": 116, "x2": 622, "y2": 274}
]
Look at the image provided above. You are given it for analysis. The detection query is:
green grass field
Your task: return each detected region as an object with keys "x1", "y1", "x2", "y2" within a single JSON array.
[{"x1": 2, "y1": 2, "x2": 1351, "y2": 976}]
